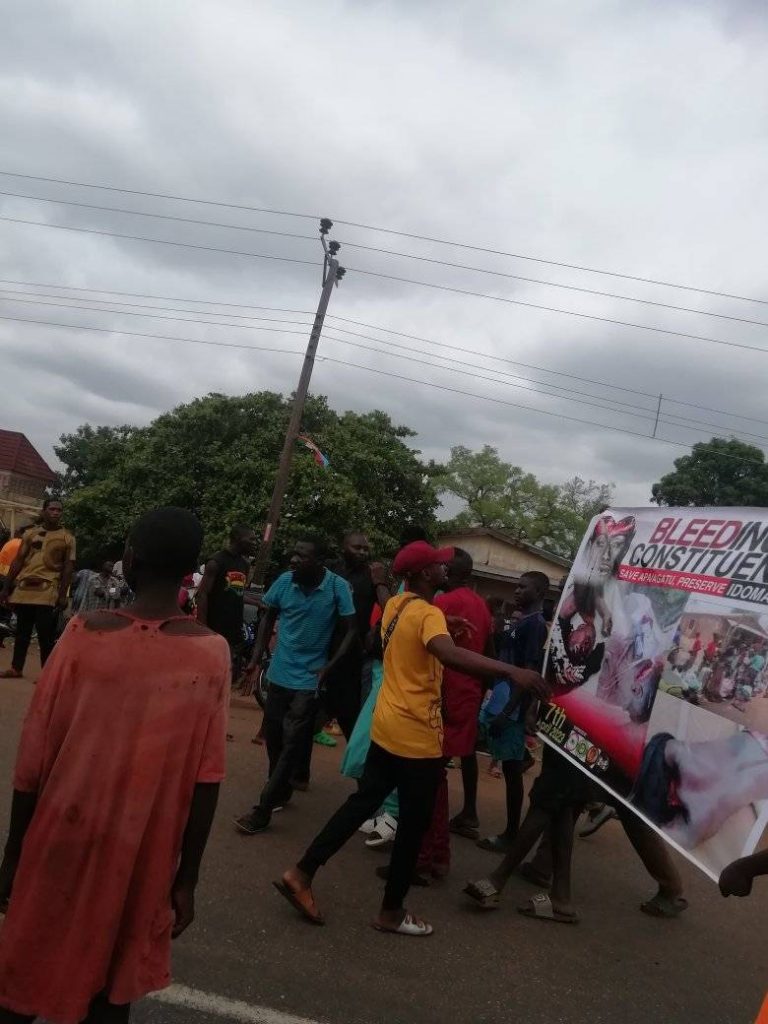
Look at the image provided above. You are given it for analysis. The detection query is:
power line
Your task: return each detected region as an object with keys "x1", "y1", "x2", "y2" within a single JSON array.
[
  {"x1": 0, "y1": 278, "x2": 317, "y2": 316},
  {"x1": 3, "y1": 278, "x2": 768, "y2": 432},
  {"x1": 345, "y1": 265, "x2": 768, "y2": 359},
  {"x1": 6, "y1": 213, "x2": 768, "y2": 360},
  {"x1": 2, "y1": 307, "x2": 764, "y2": 468},
  {"x1": 1, "y1": 169, "x2": 765, "y2": 306},
  {"x1": 3, "y1": 301, "x2": 767, "y2": 448},
  {"x1": 0, "y1": 294, "x2": 659, "y2": 420},
  {"x1": 0, "y1": 216, "x2": 321, "y2": 269},
  {"x1": 0, "y1": 291, "x2": 315, "y2": 331},
  {"x1": 5, "y1": 188, "x2": 768, "y2": 329}
]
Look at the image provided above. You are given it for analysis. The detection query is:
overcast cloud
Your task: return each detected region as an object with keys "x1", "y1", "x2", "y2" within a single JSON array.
[{"x1": 2, "y1": 0, "x2": 768, "y2": 512}]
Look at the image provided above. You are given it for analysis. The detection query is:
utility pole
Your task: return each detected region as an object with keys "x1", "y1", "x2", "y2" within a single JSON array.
[
  {"x1": 251, "y1": 219, "x2": 345, "y2": 587},
  {"x1": 652, "y1": 393, "x2": 663, "y2": 438}
]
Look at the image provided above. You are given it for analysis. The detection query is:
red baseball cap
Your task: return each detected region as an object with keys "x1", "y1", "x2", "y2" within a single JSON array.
[{"x1": 392, "y1": 540, "x2": 454, "y2": 575}]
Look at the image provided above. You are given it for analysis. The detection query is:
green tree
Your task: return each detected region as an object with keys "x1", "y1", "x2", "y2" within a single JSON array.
[
  {"x1": 651, "y1": 438, "x2": 768, "y2": 507},
  {"x1": 437, "y1": 447, "x2": 613, "y2": 559},
  {"x1": 55, "y1": 392, "x2": 440, "y2": 569}
]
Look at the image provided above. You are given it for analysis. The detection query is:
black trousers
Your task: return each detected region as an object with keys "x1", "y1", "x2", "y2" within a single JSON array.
[
  {"x1": 294, "y1": 654, "x2": 365, "y2": 785},
  {"x1": 298, "y1": 741, "x2": 442, "y2": 911},
  {"x1": 257, "y1": 683, "x2": 319, "y2": 816},
  {"x1": 12, "y1": 604, "x2": 58, "y2": 672}
]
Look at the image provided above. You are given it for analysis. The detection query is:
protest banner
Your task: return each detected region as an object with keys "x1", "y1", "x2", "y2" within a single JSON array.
[{"x1": 541, "y1": 507, "x2": 768, "y2": 880}]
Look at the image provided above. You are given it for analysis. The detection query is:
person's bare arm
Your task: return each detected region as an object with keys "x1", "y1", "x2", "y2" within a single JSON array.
[
  {"x1": 57, "y1": 560, "x2": 75, "y2": 610},
  {"x1": 171, "y1": 782, "x2": 220, "y2": 937},
  {"x1": 0, "y1": 789, "x2": 38, "y2": 909},
  {"x1": 369, "y1": 562, "x2": 391, "y2": 611},
  {"x1": 247, "y1": 606, "x2": 278, "y2": 673},
  {"x1": 427, "y1": 635, "x2": 550, "y2": 700},
  {"x1": 195, "y1": 559, "x2": 219, "y2": 626},
  {"x1": 319, "y1": 615, "x2": 358, "y2": 686}
]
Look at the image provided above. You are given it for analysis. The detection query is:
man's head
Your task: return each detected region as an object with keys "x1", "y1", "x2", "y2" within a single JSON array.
[
  {"x1": 229, "y1": 524, "x2": 258, "y2": 557},
  {"x1": 392, "y1": 540, "x2": 454, "y2": 596},
  {"x1": 123, "y1": 507, "x2": 204, "y2": 590},
  {"x1": 444, "y1": 547, "x2": 473, "y2": 591},
  {"x1": 41, "y1": 498, "x2": 63, "y2": 529},
  {"x1": 514, "y1": 571, "x2": 550, "y2": 612},
  {"x1": 291, "y1": 535, "x2": 326, "y2": 584},
  {"x1": 100, "y1": 560, "x2": 115, "y2": 577},
  {"x1": 343, "y1": 531, "x2": 370, "y2": 568}
]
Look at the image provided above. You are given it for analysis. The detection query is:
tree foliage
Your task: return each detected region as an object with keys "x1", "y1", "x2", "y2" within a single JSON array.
[
  {"x1": 55, "y1": 392, "x2": 440, "y2": 568},
  {"x1": 651, "y1": 438, "x2": 768, "y2": 507},
  {"x1": 437, "y1": 445, "x2": 613, "y2": 559}
]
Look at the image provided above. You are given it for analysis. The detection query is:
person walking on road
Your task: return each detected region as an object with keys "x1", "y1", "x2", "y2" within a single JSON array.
[
  {"x1": 71, "y1": 560, "x2": 129, "y2": 613},
  {"x1": 274, "y1": 540, "x2": 550, "y2": 937},
  {"x1": 196, "y1": 524, "x2": 258, "y2": 676},
  {"x1": 0, "y1": 506, "x2": 230, "y2": 1024},
  {"x1": 0, "y1": 500, "x2": 75, "y2": 679},
  {"x1": 234, "y1": 536, "x2": 357, "y2": 835}
]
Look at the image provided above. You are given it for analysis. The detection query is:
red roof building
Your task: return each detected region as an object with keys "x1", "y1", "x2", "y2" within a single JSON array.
[{"x1": 0, "y1": 430, "x2": 56, "y2": 532}]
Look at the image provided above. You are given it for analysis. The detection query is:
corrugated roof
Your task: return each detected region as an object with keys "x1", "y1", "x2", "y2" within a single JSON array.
[{"x1": 0, "y1": 430, "x2": 55, "y2": 482}]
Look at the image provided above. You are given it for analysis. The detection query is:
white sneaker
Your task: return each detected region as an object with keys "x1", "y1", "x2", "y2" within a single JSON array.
[
  {"x1": 365, "y1": 812, "x2": 398, "y2": 848},
  {"x1": 359, "y1": 817, "x2": 379, "y2": 836}
]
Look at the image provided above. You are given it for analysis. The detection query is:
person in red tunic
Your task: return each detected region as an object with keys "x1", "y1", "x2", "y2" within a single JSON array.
[
  {"x1": 0, "y1": 507, "x2": 230, "y2": 1024},
  {"x1": 416, "y1": 548, "x2": 493, "y2": 877}
]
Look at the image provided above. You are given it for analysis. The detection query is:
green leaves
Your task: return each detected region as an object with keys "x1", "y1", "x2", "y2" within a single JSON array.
[
  {"x1": 55, "y1": 391, "x2": 440, "y2": 569},
  {"x1": 651, "y1": 438, "x2": 768, "y2": 507},
  {"x1": 437, "y1": 446, "x2": 613, "y2": 559}
]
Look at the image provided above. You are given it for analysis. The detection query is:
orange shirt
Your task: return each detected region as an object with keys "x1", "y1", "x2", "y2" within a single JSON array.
[{"x1": 372, "y1": 594, "x2": 449, "y2": 758}]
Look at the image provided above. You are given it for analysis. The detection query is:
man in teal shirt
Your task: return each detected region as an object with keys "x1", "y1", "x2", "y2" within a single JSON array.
[{"x1": 235, "y1": 537, "x2": 356, "y2": 834}]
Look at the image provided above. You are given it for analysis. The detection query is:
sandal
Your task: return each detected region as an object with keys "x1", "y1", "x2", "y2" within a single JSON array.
[
  {"x1": 372, "y1": 911, "x2": 433, "y2": 937},
  {"x1": 0, "y1": 669, "x2": 22, "y2": 679},
  {"x1": 640, "y1": 893, "x2": 689, "y2": 919},
  {"x1": 273, "y1": 874, "x2": 325, "y2": 925},
  {"x1": 463, "y1": 878, "x2": 500, "y2": 908},
  {"x1": 518, "y1": 892, "x2": 579, "y2": 924}
]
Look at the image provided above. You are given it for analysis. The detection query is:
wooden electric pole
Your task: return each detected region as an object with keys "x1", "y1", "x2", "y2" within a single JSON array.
[{"x1": 251, "y1": 219, "x2": 344, "y2": 586}]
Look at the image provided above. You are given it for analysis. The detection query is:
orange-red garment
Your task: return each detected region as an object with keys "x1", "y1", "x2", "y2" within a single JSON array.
[{"x1": 0, "y1": 614, "x2": 230, "y2": 1024}]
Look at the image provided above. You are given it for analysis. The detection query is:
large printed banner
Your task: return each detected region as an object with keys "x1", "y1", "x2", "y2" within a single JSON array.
[{"x1": 541, "y1": 507, "x2": 768, "y2": 880}]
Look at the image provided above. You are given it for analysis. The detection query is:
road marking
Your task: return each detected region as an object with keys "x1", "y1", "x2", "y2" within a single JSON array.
[{"x1": 151, "y1": 984, "x2": 324, "y2": 1023}]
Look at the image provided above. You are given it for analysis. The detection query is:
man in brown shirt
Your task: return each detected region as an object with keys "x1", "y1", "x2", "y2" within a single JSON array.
[{"x1": 0, "y1": 499, "x2": 76, "y2": 677}]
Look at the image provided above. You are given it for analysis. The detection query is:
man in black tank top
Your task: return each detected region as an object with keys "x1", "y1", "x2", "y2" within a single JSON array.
[{"x1": 196, "y1": 525, "x2": 257, "y2": 654}]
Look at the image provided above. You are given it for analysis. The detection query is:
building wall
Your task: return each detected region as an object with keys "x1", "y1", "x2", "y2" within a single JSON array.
[{"x1": 438, "y1": 532, "x2": 565, "y2": 584}]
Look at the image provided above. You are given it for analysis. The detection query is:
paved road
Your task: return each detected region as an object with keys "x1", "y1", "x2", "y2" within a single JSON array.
[{"x1": 0, "y1": 649, "x2": 765, "y2": 1024}]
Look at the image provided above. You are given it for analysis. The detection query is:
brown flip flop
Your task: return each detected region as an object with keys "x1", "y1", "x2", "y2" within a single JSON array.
[{"x1": 273, "y1": 875, "x2": 325, "y2": 925}]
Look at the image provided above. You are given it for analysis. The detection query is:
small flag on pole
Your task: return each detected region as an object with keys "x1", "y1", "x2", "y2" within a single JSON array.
[{"x1": 297, "y1": 434, "x2": 329, "y2": 469}]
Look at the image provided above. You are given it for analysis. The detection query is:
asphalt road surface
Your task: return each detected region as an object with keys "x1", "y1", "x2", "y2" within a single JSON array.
[{"x1": 0, "y1": 649, "x2": 765, "y2": 1024}]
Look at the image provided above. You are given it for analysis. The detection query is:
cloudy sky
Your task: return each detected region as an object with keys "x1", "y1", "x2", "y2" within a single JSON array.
[{"x1": 2, "y1": 0, "x2": 768, "y2": 512}]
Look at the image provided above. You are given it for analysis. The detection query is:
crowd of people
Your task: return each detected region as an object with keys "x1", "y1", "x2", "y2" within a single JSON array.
[{"x1": 0, "y1": 502, "x2": 765, "y2": 1022}]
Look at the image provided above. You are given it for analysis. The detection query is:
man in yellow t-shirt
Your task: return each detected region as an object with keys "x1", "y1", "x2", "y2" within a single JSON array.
[
  {"x1": 275, "y1": 540, "x2": 550, "y2": 938},
  {"x1": 0, "y1": 500, "x2": 76, "y2": 678}
]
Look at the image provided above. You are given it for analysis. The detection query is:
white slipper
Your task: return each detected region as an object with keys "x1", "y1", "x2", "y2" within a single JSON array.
[
  {"x1": 359, "y1": 817, "x2": 379, "y2": 836},
  {"x1": 365, "y1": 812, "x2": 398, "y2": 848},
  {"x1": 373, "y1": 912, "x2": 433, "y2": 937}
]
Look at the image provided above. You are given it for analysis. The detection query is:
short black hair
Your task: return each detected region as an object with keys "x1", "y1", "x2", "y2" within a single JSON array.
[
  {"x1": 296, "y1": 534, "x2": 326, "y2": 558},
  {"x1": 129, "y1": 507, "x2": 204, "y2": 580},
  {"x1": 42, "y1": 497, "x2": 62, "y2": 510},
  {"x1": 521, "y1": 570, "x2": 550, "y2": 598},
  {"x1": 229, "y1": 523, "x2": 254, "y2": 543},
  {"x1": 451, "y1": 546, "x2": 474, "y2": 576},
  {"x1": 343, "y1": 529, "x2": 368, "y2": 543},
  {"x1": 399, "y1": 525, "x2": 429, "y2": 548}
]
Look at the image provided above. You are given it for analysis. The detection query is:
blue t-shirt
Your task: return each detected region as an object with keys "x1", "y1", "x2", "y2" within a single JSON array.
[{"x1": 264, "y1": 569, "x2": 355, "y2": 690}]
